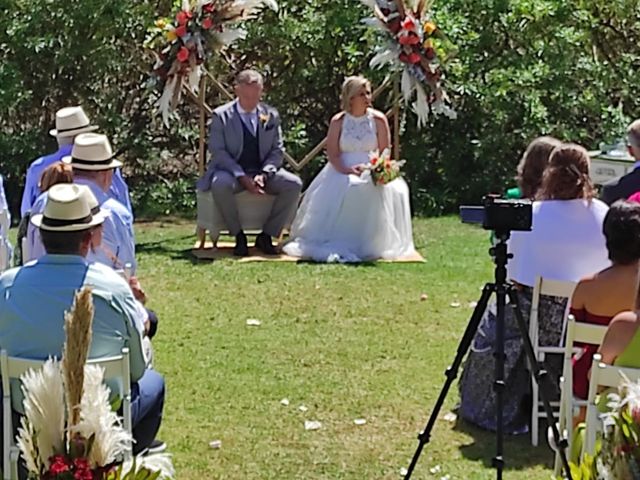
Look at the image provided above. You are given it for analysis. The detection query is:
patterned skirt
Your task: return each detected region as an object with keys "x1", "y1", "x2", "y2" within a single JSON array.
[{"x1": 458, "y1": 286, "x2": 567, "y2": 434}]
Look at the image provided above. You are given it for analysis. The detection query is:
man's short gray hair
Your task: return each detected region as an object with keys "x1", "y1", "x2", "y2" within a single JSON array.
[
  {"x1": 235, "y1": 69, "x2": 264, "y2": 86},
  {"x1": 628, "y1": 119, "x2": 640, "y2": 149}
]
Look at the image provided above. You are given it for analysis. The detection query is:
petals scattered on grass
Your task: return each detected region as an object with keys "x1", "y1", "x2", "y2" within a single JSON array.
[{"x1": 304, "y1": 420, "x2": 322, "y2": 431}]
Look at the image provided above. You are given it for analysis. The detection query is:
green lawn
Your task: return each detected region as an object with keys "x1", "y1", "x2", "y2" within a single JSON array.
[
  {"x1": 10, "y1": 217, "x2": 557, "y2": 478},
  {"x1": 122, "y1": 216, "x2": 557, "y2": 479}
]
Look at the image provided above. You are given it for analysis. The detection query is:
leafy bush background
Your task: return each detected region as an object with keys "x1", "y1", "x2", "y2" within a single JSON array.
[{"x1": 1, "y1": 0, "x2": 638, "y2": 219}]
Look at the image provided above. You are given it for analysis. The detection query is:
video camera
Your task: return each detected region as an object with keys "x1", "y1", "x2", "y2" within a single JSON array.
[{"x1": 459, "y1": 195, "x2": 532, "y2": 232}]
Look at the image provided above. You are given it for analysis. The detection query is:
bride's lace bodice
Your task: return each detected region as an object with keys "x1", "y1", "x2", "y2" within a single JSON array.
[{"x1": 339, "y1": 109, "x2": 378, "y2": 154}]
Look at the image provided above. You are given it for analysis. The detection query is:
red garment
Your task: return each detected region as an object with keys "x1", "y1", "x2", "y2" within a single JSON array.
[{"x1": 571, "y1": 307, "x2": 613, "y2": 399}]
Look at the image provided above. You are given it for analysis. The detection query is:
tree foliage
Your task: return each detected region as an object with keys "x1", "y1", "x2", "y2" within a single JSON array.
[{"x1": 1, "y1": 0, "x2": 639, "y2": 217}]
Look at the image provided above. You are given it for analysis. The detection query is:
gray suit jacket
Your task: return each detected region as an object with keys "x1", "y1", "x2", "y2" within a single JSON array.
[{"x1": 196, "y1": 99, "x2": 284, "y2": 191}]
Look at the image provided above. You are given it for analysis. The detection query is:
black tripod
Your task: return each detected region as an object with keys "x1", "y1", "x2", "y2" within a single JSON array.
[{"x1": 403, "y1": 231, "x2": 573, "y2": 480}]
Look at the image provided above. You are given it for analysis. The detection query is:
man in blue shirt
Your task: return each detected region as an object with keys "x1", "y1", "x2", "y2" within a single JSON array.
[
  {"x1": 63, "y1": 133, "x2": 137, "y2": 273},
  {"x1": 20, "y1": 106, "x2": 132, "y2": 217},
  {"x1": 0, "y1": 184, "x2": 164, "y2": 454}
]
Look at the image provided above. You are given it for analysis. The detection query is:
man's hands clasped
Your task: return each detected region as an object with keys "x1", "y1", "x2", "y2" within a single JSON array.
[{"x1": 239, "y1": 174, "x2": 267, "y2": 195}]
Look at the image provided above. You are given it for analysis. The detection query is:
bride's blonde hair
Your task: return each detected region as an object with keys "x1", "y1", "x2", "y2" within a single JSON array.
[{"x1": 341, "y1": 76, "x2": 371, "y2": 113}]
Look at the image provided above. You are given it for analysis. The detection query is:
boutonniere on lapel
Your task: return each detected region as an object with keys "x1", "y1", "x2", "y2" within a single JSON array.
[{"x1": 259, "y1": 112, "x2": 272, "y2": 129}]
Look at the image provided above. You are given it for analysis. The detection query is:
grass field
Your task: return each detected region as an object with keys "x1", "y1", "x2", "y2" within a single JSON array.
[
  {"x1": 120, "y1": 216, "x2": 556, "y2": 479},
  {"x1": 10, "y1": 216, "x2": 557, "y2": 478}
]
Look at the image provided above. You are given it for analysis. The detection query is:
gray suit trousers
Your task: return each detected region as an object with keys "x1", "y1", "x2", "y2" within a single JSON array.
[{"x1": 210, "y1": 169, "x2": 302, "y2": 237}]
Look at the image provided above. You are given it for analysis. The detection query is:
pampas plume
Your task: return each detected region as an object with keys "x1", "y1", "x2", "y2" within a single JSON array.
[
  {"x1": 72, "y1": 365, "x2": 131, "y2": 468},
  {"x1": 16, "y1": 360, "x2": 65, "y2": 472},
  {"x1": 123, "y1": 452, "x2": 176, "y2": 479},
  {"x1": 62, "y1": 287, "x2": 94, "y2": 430}
]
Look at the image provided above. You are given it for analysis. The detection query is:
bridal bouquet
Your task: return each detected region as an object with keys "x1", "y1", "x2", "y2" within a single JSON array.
[
  {"x1": 360, "y1": 0, "x2": 456, "y2": 127},
  {"x1": 366, "y1": 148, "x2": 405, "y2": 186},
  {"x1": 16, "y1": 288, "x2": 174, "y2": 480},
  {"x1": 146, "y1": 0, "x2": 278, "y2": 125},
  {"x1": 566, "y1": 377, "x2": 640, "y2": 479}
]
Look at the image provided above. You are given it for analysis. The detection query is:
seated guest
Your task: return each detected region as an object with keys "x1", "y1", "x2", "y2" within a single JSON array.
[
  {"x1": 507, "y1": 136, "x2": 562, "y2": 199},
  {"x1": 508, "y1": 143, "x2": 611, "y2": 296},
  {"x1": 0, "y1": 184, "x2": 164, "y2": 454},
  {"x1": 600, "y1": 119, "x2": 640, "y2": 205},
  {"x1": 492, "y1": 136, "x2": 561, "y2": 243},
  {"x1": 20, "y1": 106, "x2": 133, "y2": 217},
  {"x1": 27, "y1": 138, "x2": 156, "y2": 339},
  {"x1": 25, "y1": 161, "x2": 73, "y2": 261},
  {"x1": 459, "y1": 143, "x2": 610, "y2": 434},
  {"x1": 0, "y1": 173, "x2": 11, "y2": 270},
  {"x1": 64, "y1": 133, "x2": 136, "y2": 272},
  {"x1": 570, "y1": 201, "x2": 640, "y2": 402},
  {"x1": 598, "y1": 300, "x2": 640, "y2": 373},
  {"x1": 0, "y1": 173, "x2": 9, "y2": 222}
]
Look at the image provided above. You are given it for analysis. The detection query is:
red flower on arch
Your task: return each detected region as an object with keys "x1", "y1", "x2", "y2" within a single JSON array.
[{"x1": 177, "y1": 47, "x2": 190, "y2": 63}]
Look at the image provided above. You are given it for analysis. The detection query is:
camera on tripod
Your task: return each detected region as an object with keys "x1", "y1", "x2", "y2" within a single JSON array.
[
  {"x1": 459, "y1": 195, "x2": 532, "y2": 232},
  {"x1": 405, "y1": 194, "x2": 574, "y2": 480}
]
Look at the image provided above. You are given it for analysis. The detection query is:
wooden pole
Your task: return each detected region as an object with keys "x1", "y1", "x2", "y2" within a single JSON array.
[
  {"x1": 198, "y1": 75, "x2": 207, "y2": 176},
  {"x1": 393, "y1": 75, "x2": 401, "y2": 161}
]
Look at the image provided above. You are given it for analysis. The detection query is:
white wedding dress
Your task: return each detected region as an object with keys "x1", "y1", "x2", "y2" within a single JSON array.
[{"x1": 283, "y1": 109, "x2": 416, "y2": 263}]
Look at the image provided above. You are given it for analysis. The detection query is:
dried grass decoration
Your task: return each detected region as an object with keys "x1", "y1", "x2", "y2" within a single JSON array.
[
  {"x1": 360, "y1": 0, "x2": 457, "y2": 127},
  {"x1": 16, "y1": 287, "x2": 175, "y2": 479},
  {"x1": 146, "y1": 0, "x2": 278, "y2": 126}
]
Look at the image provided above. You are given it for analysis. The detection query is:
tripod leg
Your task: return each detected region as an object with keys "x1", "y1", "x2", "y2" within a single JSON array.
[
  {"x1": 508, "y1": 288, "x2": 573, "y2": 480},
  {"x1": 404, "y1": 284, "x2": 495, "y2": 479},
  {"x1": 493, "y1": 284, "x2": 506, "y2": 479}
]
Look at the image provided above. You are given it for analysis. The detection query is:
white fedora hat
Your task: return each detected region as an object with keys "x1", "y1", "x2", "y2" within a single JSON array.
[
  {"x1": 31, "y1": 184, "x2": 106, "y2": 232},
  {"x1": 49, "y1": 106, "x2": 99, "y2": 138},
  {"x1": 62, "y1": 133, "x2": 123, "y2": 171}
]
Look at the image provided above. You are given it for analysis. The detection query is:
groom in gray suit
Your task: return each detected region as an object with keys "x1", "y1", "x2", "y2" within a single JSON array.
[{"x1": 196, "y1": 69, "x2": 302, "y2": 256}]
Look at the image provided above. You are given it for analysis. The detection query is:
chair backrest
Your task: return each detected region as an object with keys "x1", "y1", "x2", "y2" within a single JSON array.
[
  {"x1": 1, "y1": 348, "x2": 133, "y2": 479},
  {"x1": 1, "y1": 348, "x2": 131, "y2": 413},
  {"x1": 529, "y1": 276, "x2": 577, "y2": 350},
  {"x1": 583, "y1": 352, "x2": 640, "y2": 455},
  {"x1": 589, "y1": 353, "x2": 640, "y2": 390},
  {"x1": 561, "y1": 315, "x2": 609, "y2": 405}
]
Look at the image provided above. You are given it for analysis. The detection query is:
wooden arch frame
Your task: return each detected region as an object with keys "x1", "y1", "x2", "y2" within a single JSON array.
[{"x1": 182, "y1": 69, "x2": 404, "y2": 176}]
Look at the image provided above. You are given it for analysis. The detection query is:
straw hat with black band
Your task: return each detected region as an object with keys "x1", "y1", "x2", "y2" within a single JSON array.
[
  {"x1": 31, "y1": 184, "x2": 106, "y2": 232},
  {"x1": 62, "y1": 133, "x2": 123, "y2": 171},
  {"x1": 49, "y1": 106, "x2": 99, "y2": 138}
]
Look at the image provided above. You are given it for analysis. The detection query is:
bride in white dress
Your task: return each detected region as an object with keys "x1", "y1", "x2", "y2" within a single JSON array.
[{"x1": 283, "y1": 76, "x2": 416, "y2": 263}]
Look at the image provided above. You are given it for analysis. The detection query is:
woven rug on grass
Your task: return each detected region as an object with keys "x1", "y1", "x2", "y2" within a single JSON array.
[{"x1": 191, "y1": 241, "x2": 425, "y2": 263}]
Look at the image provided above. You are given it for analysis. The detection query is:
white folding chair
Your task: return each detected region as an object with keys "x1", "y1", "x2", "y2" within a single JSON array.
[
  {"x1": 553, "y1": 315, "x2": 608, "y2": 475},
  {"x1": 528, "y1": 276, "x2": 576, "y2": 446},
  {"x1": 1, "y1": 348, "x2": 132, "y2": 480},
  {"x1": 582, "y1": 353, "x2": 640, "y2": 457}
]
